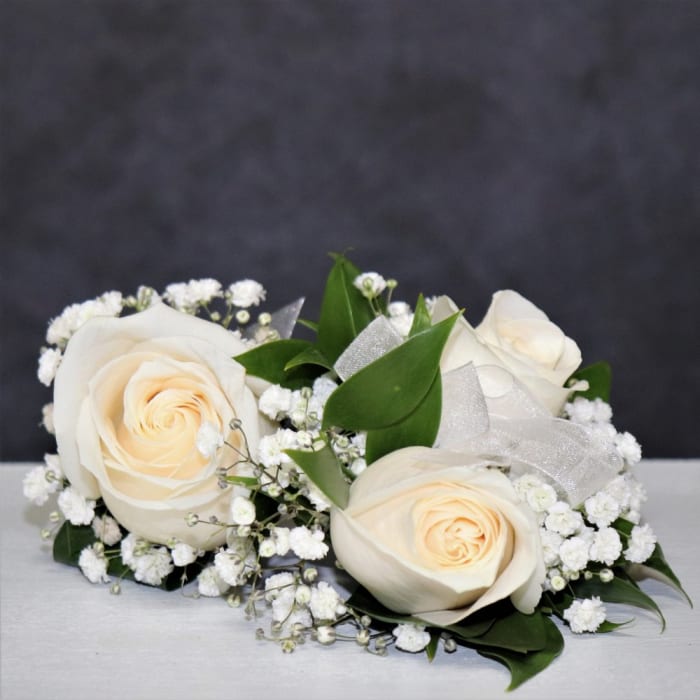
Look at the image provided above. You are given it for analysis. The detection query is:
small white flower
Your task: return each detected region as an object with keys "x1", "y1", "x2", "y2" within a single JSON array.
[
  {"x1": 41, "y1": 403, "x2": 55, "y2": 435},
  {"x1": 584, "y1": 491, "x2": 621, "y2": 529},
  {"x1": 540, "y1": 529, "x2": 563, "y2": 568},
  {"x1": 214, "y1": 549, "x2": 245, "y2": 586},
  {"x1": 133, "y1": 547, "x2": 173, "y2": 586},
  {"x1": 46, "y1": 292, "x2": 123, "y2": 346},
  {"x1": 309, "y1": 582, "x2": 346, "y2": 621},
  {"x1": 91, "y1": 514, "x2": 122, "y2": 546},
  {"x1": 134, "y1": 285, "x2": 161, "y2": 309},
  {"x1": 564, "y1": 597, "x2": 607, "y2": 633},
  {"x1": 625, "y1": 523, "x2": 657, "y2": 563},
  {"x1": 46, "y1": 310, "x2": 73, "y2": 346},
  {"x1": 312, "y1": 375, "x2": 338, "y2": 404},
  {"x1": 548, "y1": 574, "x2": 567, "y2": 592},
  {"x1": 163, "y1": 283, "x2": 191, "y2": 311},
  {"x1": 316, "y1": 626, "x2": 336, "y2": 645},
  {"x1": 187, "y1": 278, "x2": 222, "y2": 305},
  {"x1": 305, "y1": 483, "x2": 332, "y2": 512},
  {"x1": 43, "y1": 453, "x2": 63, "y2": 481},
  {"x1": 197, "y1": 565, "x2": 230, "y2": 597},
  {"x1": 513, "y1": 473, "x2": 545, "y2": 500},
  {"x1": 258, "y1": 385, "x2": 294, "y2": 420},
  {"x1": 22, "y1": 464, "x2": 59, "y2": 506},
  {"x1": 37, "y1": 347, "x2": 62, "y2": 386},
  {"x1": 78, "y1": 544, "x2": 110, "y2": 584},
  {"x1": 589, "y1": 527, "x2": 622, "y2": 566},
  {"x1": 97, "y1": 291, "x2": 124, "y2": 316},
  {"x1": 170, "y1": 542, "x2": 199, "y2": 567},
  {"x1": 349, "y1": 457, "x2": 367, "y2": 477},
  {"x1": 564, "y1": 397, "x2": 612, "y2": 424},
  {"x1": 258, "y1": 430, "x2": 296, "y2": 470},
  {"x1": 259, "y1": 538, "x2": 277, "y2": 558},
  {"x1": 265, "y1": 572, "x2": 296, "y2": 601},
  {"x1": 289, "y1": 526, "x2": 329, "y2": 561},
  {"x1": 265, "y1": 572, "x2": 313, "y2": 627},
  {"x1": 230, "y1": 496, "x2": 256, "y2": 526},
  {"x1": 388, "y1": 301, "x2": 411, "y2": 317},
  {"x1": 120, "y1": 533, "x2": 139, "y2": 568},
  {"x1": 353, "y1": 272, "x2": 387, "y2": 299},
  {"x1": 392, "y1": 623, "x2": 431, "y2": 653},
  {"x1": 215, "y1": 544, "x2": 256, "y2": 586},
  {"x1": 387, "y1": 302, "x2": 414, "y2": 337},
  {"x1": 599, "y1": 568, "x2": 614, "y2": 583},
  {"x1": 544, "y1": 501, "x2": 583, "y2": 537},
  {"x1": 615, "y1": 431, "x2": 642, "y2": 465},
  {"x1": 271, "y1": 527, "x2": 291, "y2": 556},
  {"x1": 195, "y1": 420, "x2": 224, "y2": 458},
  {"x1": 164, "y1": 279, "x2": 222, "y2": 311},
  {"x1": 295, "y1": 584, "x2": 312, "y2": 606},
  {"x1": 57, "y1": 487, "x2": 95, "y2": 526},
  {"x1": 558, "y1": 536, "x2": 590, "y2": 572},
  {"x1": 526, "y1": 483, "x2": 558, "y2": 513},
  {"x1": 228, "y1": 279, "x2": 266, "y2": 308}
]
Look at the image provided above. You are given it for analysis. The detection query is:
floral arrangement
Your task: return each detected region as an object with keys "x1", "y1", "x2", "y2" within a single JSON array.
[{"x1": 26, "y1": 253, "x2": 690, "y2": 690}]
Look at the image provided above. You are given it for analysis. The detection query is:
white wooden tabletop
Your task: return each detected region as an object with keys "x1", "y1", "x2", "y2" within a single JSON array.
[{"x1": 1, "y1": 460, "x2": 698, "y2": 700}]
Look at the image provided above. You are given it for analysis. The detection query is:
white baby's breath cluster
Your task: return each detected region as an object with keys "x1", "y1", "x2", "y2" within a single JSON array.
[
  {"x1": 512, "y1": 396, "x2": 654, "y2": 633},
  {"x1": 36, "y1": 278, "x2": 270, "y2": 390},
  {"x1": 255, "y1": 375, "x2": 367, "y2": 507}
]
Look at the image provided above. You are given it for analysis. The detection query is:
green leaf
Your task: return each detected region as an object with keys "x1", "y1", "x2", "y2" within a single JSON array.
[
  {"x1": 316, "y1": 253, "x2": 376, "y2": 364},
  {"x1": 297, "y1": 318, "x2": 319, "y2": 333},
  {"x1": 631, "y1": 543, "x2": 693, "y2": 607},
  {"x1": 364, "y1": 373, "x2": 442, "y2": 463},
  {"x1": 284, "y1": 345, "x2": 334, "y2": 372},
  {"x1": 235, "y1": 338, "x2": 322, "y2": 389},
  {"x1": 322, "y1": 312, "x2": 459, "y2": 431},
  {"x1": 597, "y1": 619, "x2": 633, "y2": 632},
  {"x1": 345, "y1": 585, "x2": 430, "y2": 626},
  {"x1": 425, "y1": 632, "x2": 440, "y2": 662},
  {"x1": 467, "y1": 609, "x2": 549, "y2": 653},
  {"x1": 571, "y1": 575, "x2": 666, "y2": 630},
  {"x1": 53, "y1": 521, "x2": 96, "y2": 566},
  {"x1": 477, "y1": 615, "x2": 564, "y2": 691},
  {"x1": 569, "y1": 361, "x2": 612, "y2": 402},
  {"x1": 224, "y1": 476, "x2": 259, "y2": 488},
  {"x1": 408, "y1": 294, "x2": 432, "y2": 336},
  {"x1": 285, "y1": 443, "x2": 350, "y2": 509}
]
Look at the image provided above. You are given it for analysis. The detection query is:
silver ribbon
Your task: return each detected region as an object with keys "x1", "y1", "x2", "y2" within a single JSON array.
[
  {"x1": 246, "y1": 297, "x2": 305, "y2": 341},
  {"x1": 334, "y1": 321, "x2": 621, "y2": 506}
]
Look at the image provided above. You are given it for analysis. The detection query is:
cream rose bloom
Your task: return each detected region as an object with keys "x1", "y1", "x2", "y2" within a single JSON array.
[
  {"x1": 53, "y1": 303, "x2": 270, "y2": 550},
  {"x1": 434, "y1": 291, "x2": 582, "y2": 414},
  {"x1": 330, "y1": 447, "x2": 545, "y2": 627}
]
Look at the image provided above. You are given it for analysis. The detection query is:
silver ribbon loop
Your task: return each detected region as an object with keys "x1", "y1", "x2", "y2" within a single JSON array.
[{"x1": 334, "y1": 316, "x2": 403, "y2": 380}]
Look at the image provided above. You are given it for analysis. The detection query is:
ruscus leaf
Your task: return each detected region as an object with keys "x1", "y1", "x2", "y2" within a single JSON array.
[
  {"x1": 316, "y1": 253, "x2": 375, "y2": 364},
  {"x1": 235, "y1": 338, "x2": 322, "y2": 388},
  {"x1": 476, "y1": 615, "x2": 564, "y2": 691},
  {"x1": 569, "y1": 361, "x2": 612, "y2": 402},
  {"x1": 364, "y1": 373, "x2": 442, "y2": 463},
  {"x1": 322, "y1": 312, "x2": 459, "y2": 431},
  {"x1": 285, "y1": 443, "x2": 350, "y2": 510}
]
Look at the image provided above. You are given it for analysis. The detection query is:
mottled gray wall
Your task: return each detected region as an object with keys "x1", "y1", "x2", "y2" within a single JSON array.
[{"x1": 2, "y1": 0, "x2": 699, "y2": 460}]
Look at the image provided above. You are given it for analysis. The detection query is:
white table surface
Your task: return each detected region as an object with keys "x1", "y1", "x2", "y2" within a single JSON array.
[{"x1": 1, "y1": 460, "x2": 699, "y2": 700}]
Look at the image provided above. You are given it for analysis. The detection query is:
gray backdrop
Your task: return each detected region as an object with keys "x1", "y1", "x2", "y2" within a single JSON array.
[{"x1": 2, "y1": 0, "x2": 699, "y2": 460}]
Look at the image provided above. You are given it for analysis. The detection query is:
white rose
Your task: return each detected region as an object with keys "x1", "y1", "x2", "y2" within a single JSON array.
[
  {"x1": 330, "y1": 447, "x2": 544, "y2": 627},
  {"x1": 433, "y1": 291, "x2": 583, "y2": 415},
  {"x1": 53, "y1": 303, "x2": 271, "y2": 550}
]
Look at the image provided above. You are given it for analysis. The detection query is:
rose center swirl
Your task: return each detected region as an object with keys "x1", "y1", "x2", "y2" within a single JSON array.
[{"x1": 415, "y1": 498, "x2": 501, "y2": 568}]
